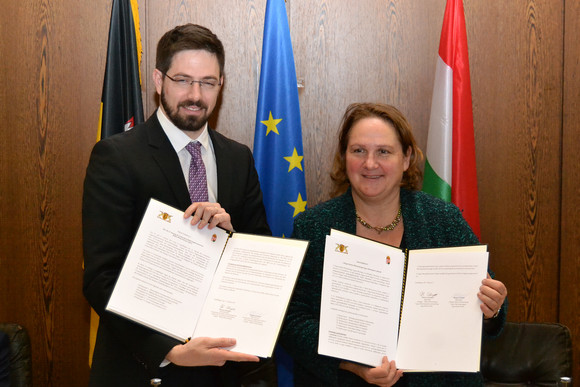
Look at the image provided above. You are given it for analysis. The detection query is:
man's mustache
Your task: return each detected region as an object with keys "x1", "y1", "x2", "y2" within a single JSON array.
[{"x1": 178, "y1": 100, "x2": 207, "y2": 110}]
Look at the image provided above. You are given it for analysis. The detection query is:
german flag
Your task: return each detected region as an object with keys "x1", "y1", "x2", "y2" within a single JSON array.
[
  {"x1": 97, "y1": 0, "x2": 144, "y2": 140},
  {"x1": 90, "y1": 0, "x2": 144, "y2": 365}
]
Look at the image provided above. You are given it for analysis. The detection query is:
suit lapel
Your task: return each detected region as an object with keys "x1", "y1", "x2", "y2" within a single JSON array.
[
  {"x1": 208, "y1": 128, "x2": 230, "y2": 204},
  {"x1": 145, "y1": 115, "x2": 192, "y2": 210}
]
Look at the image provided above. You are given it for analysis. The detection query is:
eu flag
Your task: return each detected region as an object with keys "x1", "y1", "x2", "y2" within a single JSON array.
[
  {"x1": 253, "y1": 1, "x2": 307, "y2": 384},
  {"x1": 254, "y1": 0, "x2": 307, "y2": 239}
]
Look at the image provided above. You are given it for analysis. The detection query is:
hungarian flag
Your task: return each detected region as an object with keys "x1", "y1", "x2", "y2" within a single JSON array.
[
  {"x1": 253, "y1": 0, "x2": 307, "y2": 384},
  {"x1": 90, "y1": 0, "x2": 144, "y2": 365},
  {"x1": 422, "y1": 0, "x2": 480, "y2": 238}
]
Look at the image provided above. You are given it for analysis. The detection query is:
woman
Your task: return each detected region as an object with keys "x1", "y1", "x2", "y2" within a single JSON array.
[{"x1": 280, "y1": 103, "x2": 507, "y2": 387}]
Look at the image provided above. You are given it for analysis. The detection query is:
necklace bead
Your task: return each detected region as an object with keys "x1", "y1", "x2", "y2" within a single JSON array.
[{"x1": 356, "y1": 205, "x2": 402, "y2": 234}]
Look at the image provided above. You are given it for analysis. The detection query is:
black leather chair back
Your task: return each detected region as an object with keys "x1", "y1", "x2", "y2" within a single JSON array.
[
  {"x1": 0, "y1": 323, "x2": 32, "y2": 387},
  {"x1": 481, "y1": 322, "x2": 573, "y2": 386}
]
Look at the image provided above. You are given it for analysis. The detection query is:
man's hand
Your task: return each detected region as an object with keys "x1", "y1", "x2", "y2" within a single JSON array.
[
  {"x1": 165, "y1": 337, "x2": 259, "y2": 367},
  {"x1": 184, "y1": 202, "x2": 233, "y2": 231}
]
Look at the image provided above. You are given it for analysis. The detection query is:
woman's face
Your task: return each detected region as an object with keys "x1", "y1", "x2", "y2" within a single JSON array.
[{"x1": 345, "y1": 117, "x2": 410, "y2": 203}]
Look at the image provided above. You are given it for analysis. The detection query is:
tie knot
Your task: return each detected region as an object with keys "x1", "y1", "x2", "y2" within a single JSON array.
[{"x1": 185, "y1": 141, "x2": 202, "y2": 157}]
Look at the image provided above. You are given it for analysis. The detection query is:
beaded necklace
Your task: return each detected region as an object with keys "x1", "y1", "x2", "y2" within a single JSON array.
[{"x1": 356, "y1": 205, "x2": 402, "y2": 234}]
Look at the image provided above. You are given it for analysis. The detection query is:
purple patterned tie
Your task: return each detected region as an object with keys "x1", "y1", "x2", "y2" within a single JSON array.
[{"x1": 185, "y1": 141, "x2": 208, "y2": 203}]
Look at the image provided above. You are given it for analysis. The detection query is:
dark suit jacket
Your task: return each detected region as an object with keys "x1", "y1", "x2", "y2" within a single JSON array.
[{"x1": 83, "y1": 113, "x2": 270, "y2": 386}]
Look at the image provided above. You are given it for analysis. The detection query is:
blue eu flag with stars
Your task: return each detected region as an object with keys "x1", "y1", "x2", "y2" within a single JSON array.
[
  {"x1": 254, "y1": 0, "x2": 307, "y2": 238},
  {"x1": 253, "y1": 1, "x2": 307, "y2": 385}
]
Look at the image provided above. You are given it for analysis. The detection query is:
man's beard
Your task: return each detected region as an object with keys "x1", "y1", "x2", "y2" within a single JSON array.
[{"x1": 161, "y1": 93, "x2": 209, "y2": 132}]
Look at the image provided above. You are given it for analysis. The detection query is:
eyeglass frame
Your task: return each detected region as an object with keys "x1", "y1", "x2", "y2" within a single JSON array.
[{"x1": 160, "y1": 71, "x2": 222, "y2": 91}]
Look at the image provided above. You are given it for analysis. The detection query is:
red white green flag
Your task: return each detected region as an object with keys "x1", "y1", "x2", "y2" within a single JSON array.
[{"x1": 422, "y1": 0, "x2": 480, "y2": 238}]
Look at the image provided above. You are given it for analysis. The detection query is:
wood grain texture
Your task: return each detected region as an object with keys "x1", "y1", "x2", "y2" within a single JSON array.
[
  {"x1": 289, "y1": 0, "x2": 446, "y2": 204},
  {"x1": 562, "y1": 0, "x2": 580, "y2": 382},
  {"x1": 0, "y1": 1, "x2": 578, "y2": 385},
  {"x1": 467, "y1": 0, "x2": 562, "y2": 322},
  {"x1": 0, "y1": 0, "x2": 110, "y2": 385},
  {"x1": 142, "y1": 0, "x2": 267, "y2": 148}
]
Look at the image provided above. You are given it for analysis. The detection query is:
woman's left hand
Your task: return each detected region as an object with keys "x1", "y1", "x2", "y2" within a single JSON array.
[
  {"x1": 479, "y1": 274, "x2": 507, "y2": 319},
  {"x1": 339, "y1": 356, "x2": 403, "y2": 387}
]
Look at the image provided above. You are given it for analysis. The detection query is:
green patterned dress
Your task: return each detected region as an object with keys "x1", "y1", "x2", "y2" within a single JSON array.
[{"x1": 280, "y1": 188, "x2": 507, "y2": 387}]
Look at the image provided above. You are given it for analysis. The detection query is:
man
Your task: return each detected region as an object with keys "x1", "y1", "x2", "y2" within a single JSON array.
[{"x1": 83, "y1": 24, "x2": 270, "y2": 386}]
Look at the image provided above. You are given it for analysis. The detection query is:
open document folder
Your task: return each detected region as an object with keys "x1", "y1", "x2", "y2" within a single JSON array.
[
  {"x1": 318, "y1": 229, "x2": 488, "y2": 372},
  {"x1": 106, "y1": 198, "x2": 308, "y2": 358}
]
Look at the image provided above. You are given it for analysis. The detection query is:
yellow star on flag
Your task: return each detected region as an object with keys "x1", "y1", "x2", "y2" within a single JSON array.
[
  {"x1": 288, "y1": 193, "x2": 307, "y2": 217},
  {"x1": 284, "y1": 148, "x2": 304, "y2": 172},
  {"x1": 260, "y1": 111, "x2": 282, "y2": 136}
]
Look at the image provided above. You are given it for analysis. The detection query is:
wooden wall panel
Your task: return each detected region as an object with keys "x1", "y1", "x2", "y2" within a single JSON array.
[
  {"x1": 0, "y1": 0, "x2": 110, "y2": 385},
  {"x1": 0, "y1": 1, "x2": 577, "y2": 385},
  {"x1": 468, "y1": 1, "x2": 563, "y2": 322},
  {"x1": 289, "y1": 0, "x2": 446, "y2": 204},
  {"x1": 562, "y1": 0, "x2": 580, "y2": 382},
  {"x1": 142, "y1": 0, "x2": 268, "y2": 149}
]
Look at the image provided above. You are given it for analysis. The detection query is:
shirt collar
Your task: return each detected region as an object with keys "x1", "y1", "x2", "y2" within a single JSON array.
[{"x1": 157, "y1": 108, "x2": 210, "y2": 152}]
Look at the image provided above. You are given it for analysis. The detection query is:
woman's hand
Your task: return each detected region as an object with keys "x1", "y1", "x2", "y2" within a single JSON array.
[
  {"x1": 165, "y1": 337, "x2": 259, "y2": 367},
  {"x1": 479, "y1": 274, "x2": 507, "y2": 319},
  {"x1": 184, "y1": 202, "x2": 233, "y2": 231},
  {"x1": 340, "y1": 356, "x2": 403, "y2": 386}
]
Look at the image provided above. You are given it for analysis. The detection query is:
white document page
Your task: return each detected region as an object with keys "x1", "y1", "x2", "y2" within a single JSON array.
[
  {"x1": 395, "y1": 246, "x2": 488, "y2": 372},
  {"x1": 106, "y1": 198, "x2": 230, "y2": 341},
  {"x1": 318, "y1": 230, "x2": 406, "y2": 367},
  {"x1": 192, "y1": 234, "x2": 308, "y2": 358}
]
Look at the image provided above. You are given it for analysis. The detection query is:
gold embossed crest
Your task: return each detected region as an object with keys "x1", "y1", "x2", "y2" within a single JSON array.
[
  {"x1": 335, "y1": 243, "x2": 348, "y2": 254},
  {"x1": 157, "y1": 211, "x2": 172, "y2": 223}
]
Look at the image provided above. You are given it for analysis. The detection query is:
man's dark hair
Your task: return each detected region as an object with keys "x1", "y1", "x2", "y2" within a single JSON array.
[{"x1": 156, "y1": 24, "x2": 225, "y2": 76}]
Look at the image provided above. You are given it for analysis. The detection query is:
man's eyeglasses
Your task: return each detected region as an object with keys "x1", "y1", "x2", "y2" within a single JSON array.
[{"x1": 162, "y1": 72, "x2": 222, "y2": 91}]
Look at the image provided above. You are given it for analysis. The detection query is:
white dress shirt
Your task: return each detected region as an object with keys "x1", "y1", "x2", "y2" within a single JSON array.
[
  {"x1": 156, "y1": 108, "x2": 219, "y2": 367},
  {"x1": 157, "y1": 108, "x2": 218, "y2": 202}
]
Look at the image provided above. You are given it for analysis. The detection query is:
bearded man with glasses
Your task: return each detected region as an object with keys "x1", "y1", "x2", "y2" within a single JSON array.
[{"x1": 83, "y1": 23, "x2": 271, "y2": 387}]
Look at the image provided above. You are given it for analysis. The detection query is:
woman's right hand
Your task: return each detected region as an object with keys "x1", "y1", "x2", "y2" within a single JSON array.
[{"x1": 339, "y1": 356, "x2": 403, "y2": 386}]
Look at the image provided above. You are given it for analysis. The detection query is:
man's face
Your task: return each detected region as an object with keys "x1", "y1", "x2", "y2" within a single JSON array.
[{"x1": 153, "y1": 49, "x2": 223, "y2": 135}]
